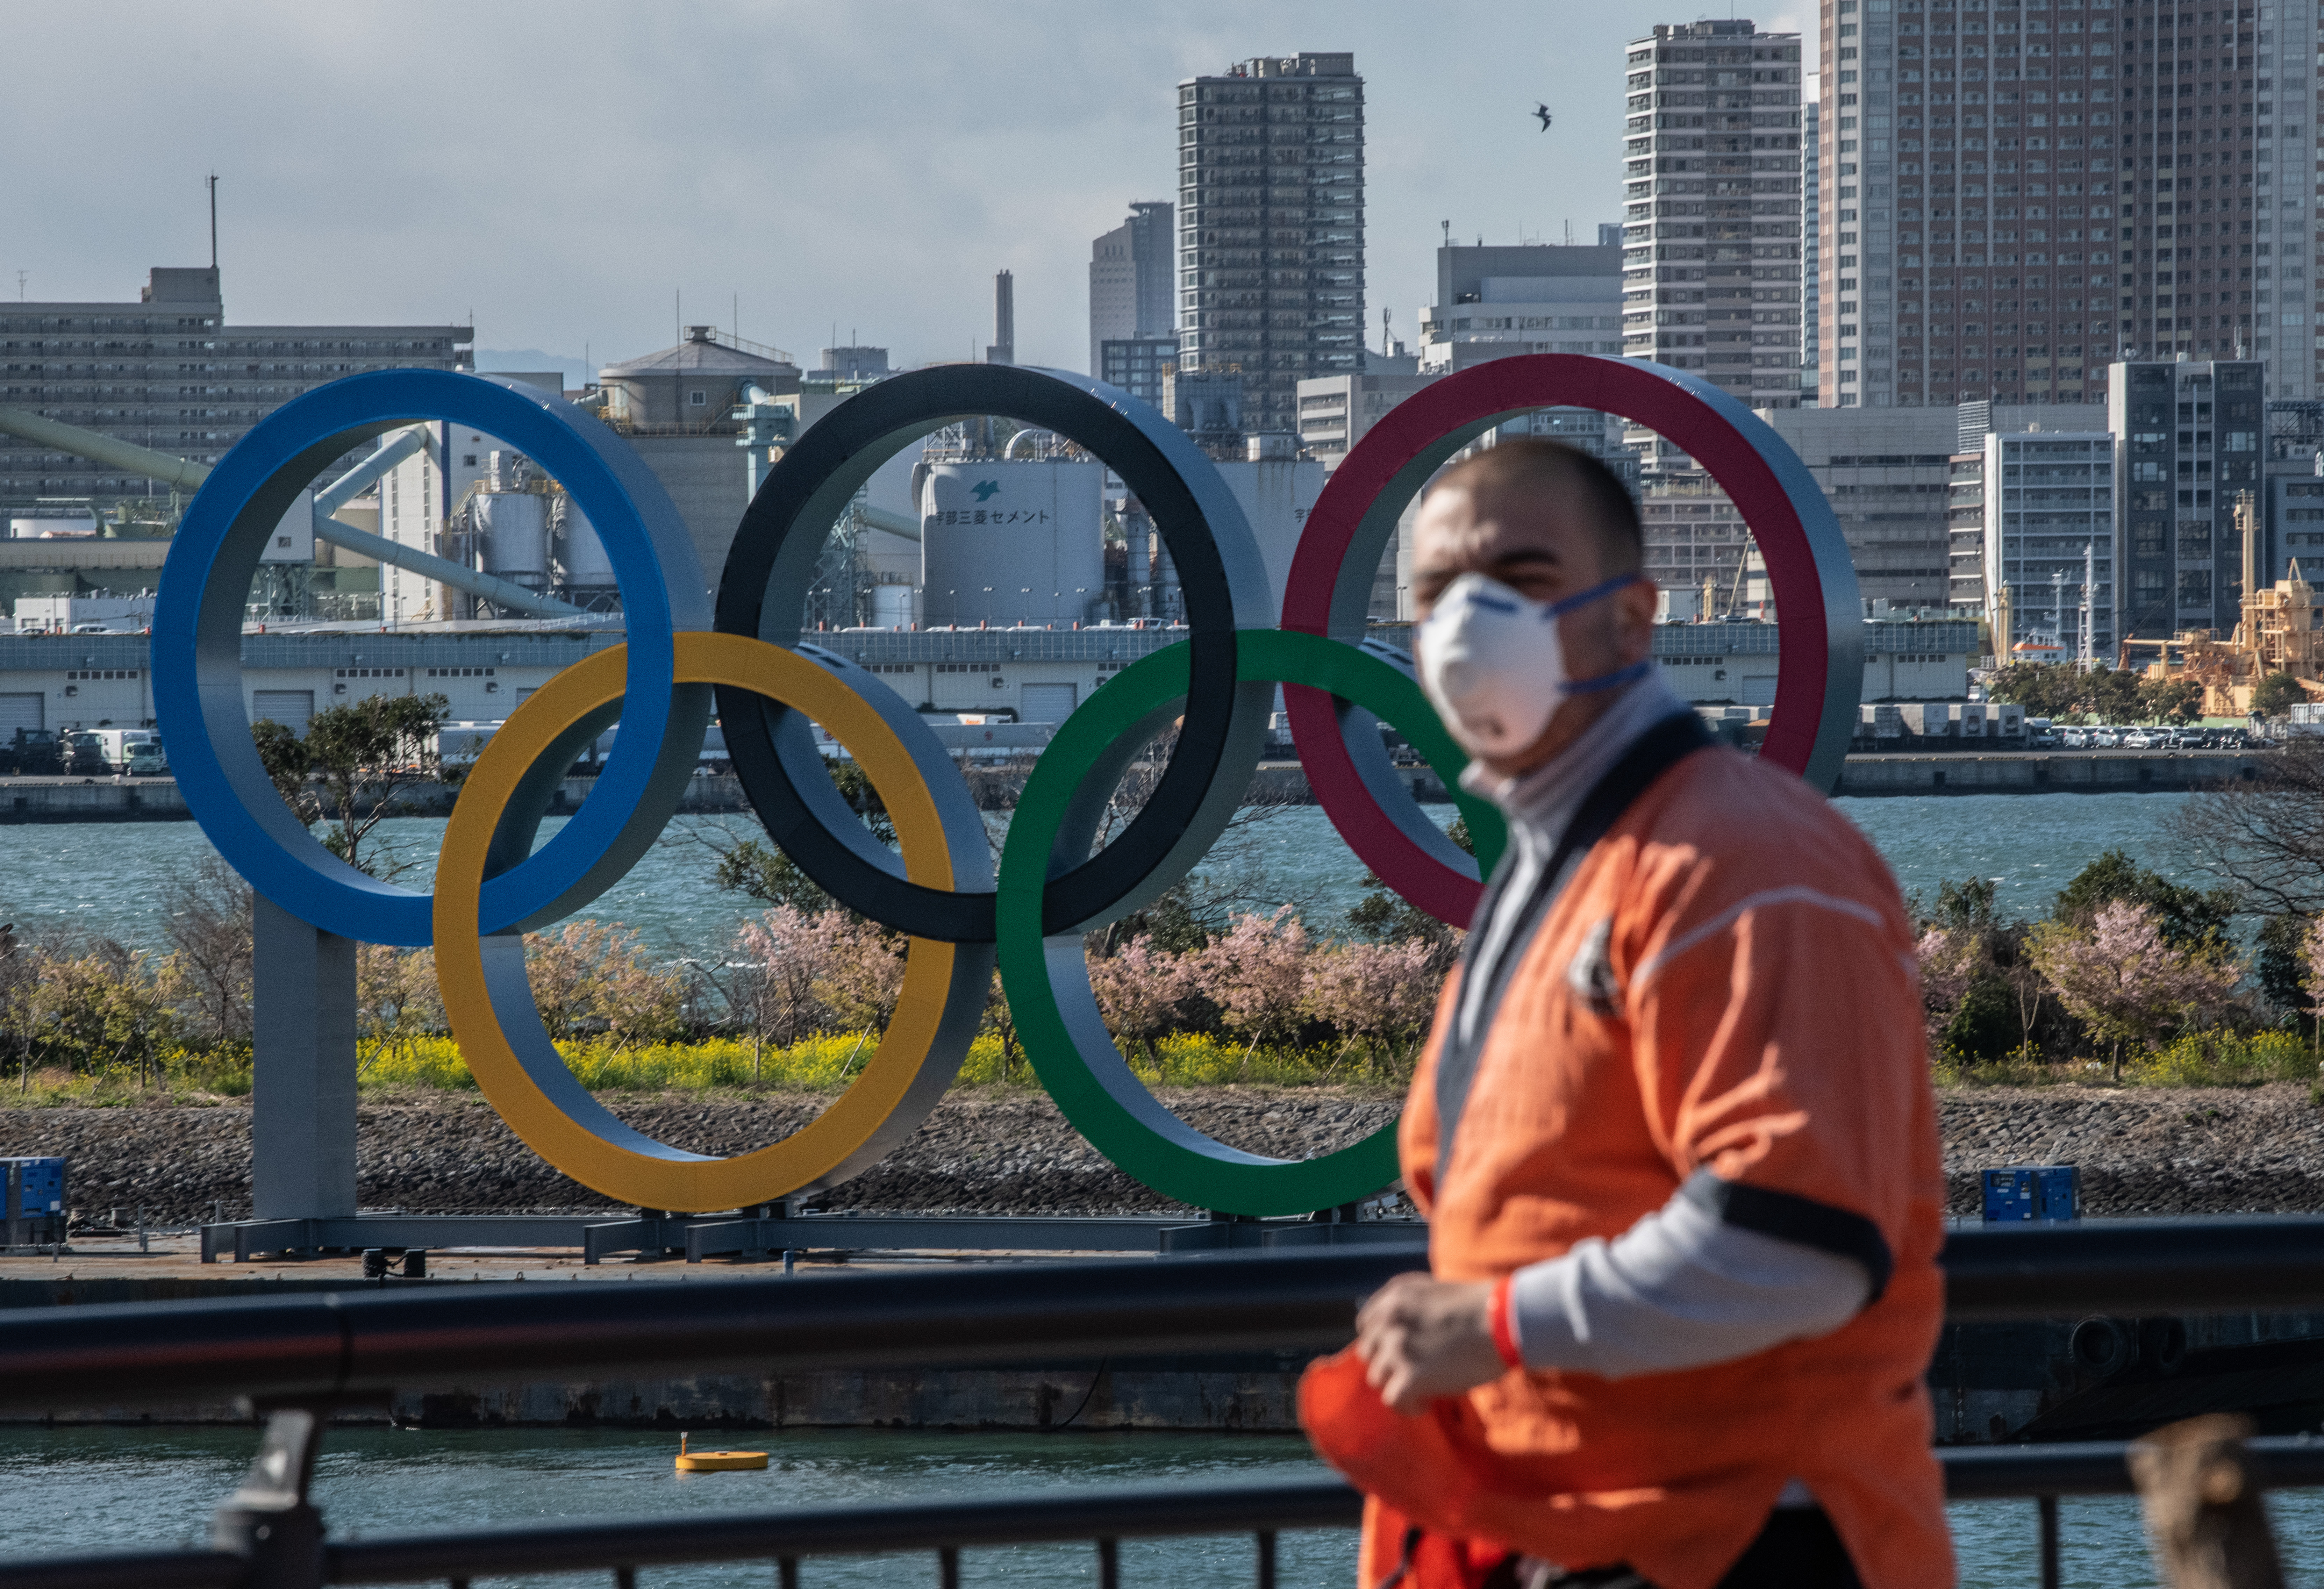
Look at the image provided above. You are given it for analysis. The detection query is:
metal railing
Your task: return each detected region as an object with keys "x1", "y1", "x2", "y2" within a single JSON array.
[{"x1": 10, "y1": 1217, "x2": 2324, "y2": 1587}]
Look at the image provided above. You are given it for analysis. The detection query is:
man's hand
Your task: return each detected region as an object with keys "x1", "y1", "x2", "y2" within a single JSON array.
[{"x1": 1354, "y1": 1271, "x2": 1509, "y2": 1415}]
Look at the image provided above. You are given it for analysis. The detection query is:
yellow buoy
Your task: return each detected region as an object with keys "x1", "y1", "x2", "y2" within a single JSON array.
[{"x1": 674, "y1": 1431, "x2": 768, "y2": 1472}]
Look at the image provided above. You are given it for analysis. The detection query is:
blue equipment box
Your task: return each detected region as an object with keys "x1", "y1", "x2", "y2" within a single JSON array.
[
  {"x1": 1981, "y1": 1165, "x2": 2079, "y2": 1222},
  {"x1": 3, "y1": 1156, "x2": 66, "y2": 1241}
]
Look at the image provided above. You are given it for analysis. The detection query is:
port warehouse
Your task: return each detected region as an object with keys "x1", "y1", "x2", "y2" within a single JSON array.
[{"x1": 0, "y1": 616, "x2": 1979, "y2": 743}]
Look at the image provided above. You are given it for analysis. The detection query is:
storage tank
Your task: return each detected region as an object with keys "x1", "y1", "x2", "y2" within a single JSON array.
[
  {"x1": 919, "y1": 460, "x2": 1104, "y2": 628},
  {"x1": 555, "y1": 497, "x2": 617, "y2": 592},
  {"x1": 472, "y1": 491, "x2": 550, "y2": 591},
  {"x1": 868, "y1": 583, "x2": 914, "y2": 628},
  {"x1": 1211, "y1": 457, "x2": 1327, "y2": 625}
]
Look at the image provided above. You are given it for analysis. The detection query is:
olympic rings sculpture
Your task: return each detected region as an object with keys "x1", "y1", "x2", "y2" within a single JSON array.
[{"x1": 155, "y1": 356, "x2": 1857, "y2": 1217}]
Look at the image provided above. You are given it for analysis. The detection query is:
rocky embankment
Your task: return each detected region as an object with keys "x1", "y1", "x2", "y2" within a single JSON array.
[
  {"x1": 6, "y1": 1085, "x2": 2324, "y2": 1224},
  {"x1": 0, "y1": 1090, "x2": 1399, "y2": 1225}
]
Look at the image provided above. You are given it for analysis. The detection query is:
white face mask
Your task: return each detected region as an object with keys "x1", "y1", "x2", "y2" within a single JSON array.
[{"x1": 1415, "y1": 571, "x2": 1647, "y2": 759}]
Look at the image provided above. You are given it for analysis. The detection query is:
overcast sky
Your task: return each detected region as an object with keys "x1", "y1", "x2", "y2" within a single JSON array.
[{"x1": 4, "y1": 1, "x2": 1806, "y2": 381}]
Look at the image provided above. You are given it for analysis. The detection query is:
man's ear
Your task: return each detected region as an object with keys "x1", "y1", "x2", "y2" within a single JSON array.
[{"x1": 1612, "y1": 575, "x2": 1659, "y2": 660}]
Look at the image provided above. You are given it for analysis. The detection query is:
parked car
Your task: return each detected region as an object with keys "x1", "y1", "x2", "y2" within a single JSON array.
[
  {"x1": 2122, "y1": 730, "x2": 2153, "y2": 749},
  {"x1": 2030, "y1": 730, "x2": 2061, "y2": 749}
]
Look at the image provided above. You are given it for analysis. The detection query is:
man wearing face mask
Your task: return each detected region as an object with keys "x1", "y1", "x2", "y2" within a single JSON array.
[{"x1": 1299, "y1": 440, "x2": 1947, "y2": 1589}]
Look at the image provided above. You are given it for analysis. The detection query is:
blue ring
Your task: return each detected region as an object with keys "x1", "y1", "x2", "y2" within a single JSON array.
[{"x1": 153, "y1": 370, "x2": 711, "y2": 946}]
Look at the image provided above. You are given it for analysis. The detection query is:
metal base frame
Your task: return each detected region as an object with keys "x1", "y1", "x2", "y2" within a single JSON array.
[{"x1": 197, "y1": 1209, "x2": 1427, "y2": 1265}]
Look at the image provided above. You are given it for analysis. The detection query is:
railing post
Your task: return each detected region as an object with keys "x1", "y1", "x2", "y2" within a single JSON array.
[
  {"x1": 2038, "y1": 1494, "x2": 2059, "y2": 1589},
  {"x1": 939, "y1": 1544, "x2": 960, "y2": 1588},
  {"x1": 212, "y1": 1403, "x2": 332, "y2": 1589},
  {"x1": 1256, "y1": 1529, "x2": 1277, "y2": 1589},
  {"x1": 1097, "y1": 1535, "x2": 1119, "y2": 1589}
]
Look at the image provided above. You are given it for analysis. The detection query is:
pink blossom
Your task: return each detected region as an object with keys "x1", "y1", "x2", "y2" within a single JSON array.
[
  {"x1": 1915, "y1": 926, "x2": 1981, "y2": 1024},
  {"x1": 1087, "y1": 935, "x2": 1204, "y2": 1043},
  {"x1": 1301, "y1": 939, "x2": 1440, "y2": 1049},
  {"x1": 1190, "y1": 909, "x2": 1313, "y2": 1045}
]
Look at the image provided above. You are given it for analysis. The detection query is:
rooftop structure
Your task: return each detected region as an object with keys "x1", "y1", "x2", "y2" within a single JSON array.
[
  {"x1": 597, "y1": 326, "x2": 798, "y2": 430},
  {"x1": 1418, "y1": 244, "x2": 1624, "y2": 372}
]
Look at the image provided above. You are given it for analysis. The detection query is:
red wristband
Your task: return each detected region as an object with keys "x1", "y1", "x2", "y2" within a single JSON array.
[{"x1": 1488, "y1": 1274, "x2": 1524, "y2": 1372}]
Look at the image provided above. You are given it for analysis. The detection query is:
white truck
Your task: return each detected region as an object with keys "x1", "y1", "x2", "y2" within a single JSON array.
[{"x1": 88, "y1": 729, "x2": 160, "y2": 774}]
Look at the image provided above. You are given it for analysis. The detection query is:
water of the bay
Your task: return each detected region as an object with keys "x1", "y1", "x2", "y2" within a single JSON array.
[
  {"x1": 0, "y1": 790, "x2": 2204, "y2": 965},
  {"x1": 9, "y1": 1422, "x2": 2324, "y2": 1587},
  {"x1": 0, "y1": 787, "x2": 2232, "y2": 1584}
]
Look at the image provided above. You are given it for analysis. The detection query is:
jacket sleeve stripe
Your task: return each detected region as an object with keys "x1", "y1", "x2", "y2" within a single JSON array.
[
  {"x1": 1679, "y1": 1167, "x2": 1894, "y2": 1304},
  {"x1": 1630, "y1": 886, "x2": 1888, "y2": 994}
]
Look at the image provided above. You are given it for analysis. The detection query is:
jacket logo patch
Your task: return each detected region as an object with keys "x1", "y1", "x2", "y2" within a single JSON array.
[{"x1": 1567, "y1": 915, "x2": 1621, "y2": 1016}]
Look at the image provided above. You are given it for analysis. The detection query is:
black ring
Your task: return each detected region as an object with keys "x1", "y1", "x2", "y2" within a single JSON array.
[{"x1": 713, "y1": 364, "x2": 1272, "y2": 941}]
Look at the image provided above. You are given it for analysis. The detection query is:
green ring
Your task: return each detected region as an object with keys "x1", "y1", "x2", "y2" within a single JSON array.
[{"x1": 996, "y1": 629, "x2": 1505, "y2": 1216}]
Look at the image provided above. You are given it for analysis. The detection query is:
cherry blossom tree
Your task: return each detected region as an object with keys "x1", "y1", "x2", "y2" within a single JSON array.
[
  {"x1": 1301, "y1": 939, "x2": 1440, "y2": 1076},
  {"x1": 1190, "y1": 909, "x2": 1314, "y2": 1057},
  {"x1": 1086, "y1": 934, "x2": 1207, "y2": 1053},
  {"x1": 2029, "y1": 901, "x2": 2242, "y2": 1080}
]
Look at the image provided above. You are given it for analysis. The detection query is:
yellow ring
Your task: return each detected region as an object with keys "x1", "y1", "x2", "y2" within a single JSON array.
[{"x1": 433, "y1": 631, "x2": 980, "y2": 1211}]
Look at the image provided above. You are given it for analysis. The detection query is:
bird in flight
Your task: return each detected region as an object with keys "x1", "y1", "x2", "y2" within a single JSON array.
[{"x1": 1534, "y1": 102, "x2": 1553, "y2": 131}]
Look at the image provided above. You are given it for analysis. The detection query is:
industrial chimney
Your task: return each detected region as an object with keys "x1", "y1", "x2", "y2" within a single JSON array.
[{"x1": 987, "y1": 270, "x2": 1015, "y2": 366}]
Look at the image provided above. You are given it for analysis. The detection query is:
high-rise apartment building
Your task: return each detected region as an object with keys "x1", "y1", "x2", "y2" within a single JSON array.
[
  {"x1": 1088, "y1": 202, "x2": 1174, "y2": 376},
  {"x1": 1825, "y1": 0, "x2": 2314, "y2": 409},
  {"x1": 0, "y1": 267, "x2": 470, "y2": 511},
  {"x1": 1620, "y1": 21, "x2": 1807, "y2": 416},
  {"x1": 1177, "y1": 53, "x2": 1365, "y2": 436},
  {"x1": 1803, "y1": 100, "x2": 1825, "y2": 399}
]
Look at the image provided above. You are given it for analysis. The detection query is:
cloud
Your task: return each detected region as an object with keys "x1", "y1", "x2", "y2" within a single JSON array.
[{"x1": 0, "y1": 1, "x2": 1786, "y2": 373}]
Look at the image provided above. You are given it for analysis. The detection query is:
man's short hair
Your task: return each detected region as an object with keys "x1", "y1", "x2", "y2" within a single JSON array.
[{"x1": 1430, "y1": 438, "x2": 1645, "y2": 575}]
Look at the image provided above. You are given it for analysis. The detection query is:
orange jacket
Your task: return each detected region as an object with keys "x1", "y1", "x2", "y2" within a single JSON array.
[{"x1": 1301, "y1": 744, "x2": 1950, "y2": 1589}]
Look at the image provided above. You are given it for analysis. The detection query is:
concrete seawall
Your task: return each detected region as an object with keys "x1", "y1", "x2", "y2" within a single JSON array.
[
  {"x1": 0, "y1": 751, "x2": 2261, "y2": 821},
  {"x1": 1836, "y1": 750, "x2": 2265, "y2": 795}
]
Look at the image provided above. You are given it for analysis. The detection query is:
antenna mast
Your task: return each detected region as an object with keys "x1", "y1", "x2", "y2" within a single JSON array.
[{"x1": 205, "y1": 173, "x2": 219, "y2": 270}]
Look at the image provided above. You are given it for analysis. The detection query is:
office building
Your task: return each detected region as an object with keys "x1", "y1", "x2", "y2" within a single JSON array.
[
  {"x1": 1830, "y1": 0, "x2": 2315, "y2": 409},
  {"x1": 1099, "y1": 338, "x2": 1177, "y2": 408},
  {"x1": 1417, "y1": 244, "x2": 1625, "y2": 372},
  {"x1": 1089, "y1": 202, "x2": 1174, "y2": 376},
  {"x1": 1760, "y1": 407, "x2": 1965, "y2": 607},
  {"x1": 1954, "y1": 427, "x2": 2117, "y2": 658},
  {"x1": 1294, "y1": 370, "x2": 1441, "y2": 461},
  {"x1": 1621, "y1": 21, "x2": 1808, "y2": 419},
  {"x1": 2265, "y1": 403, "x2": 2324, "y2": 581},
  {"x1": 1176, "y1": 53, "x2": 1365, "y2": 435},
  {"x1": 0, "y1": 266, "x2": 470, "y2": 514},
  {"x1": 2110, "y1": 357, "x2": 2264, "y2": 638}
]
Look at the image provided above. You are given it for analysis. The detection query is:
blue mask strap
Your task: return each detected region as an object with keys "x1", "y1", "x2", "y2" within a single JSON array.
[
  {"x1": 1544, "y1": 571, "x2": 1643, "y2": 618},
  {"x1": 1564, "y1": 658, "x2": 1654, "y2": 696}
]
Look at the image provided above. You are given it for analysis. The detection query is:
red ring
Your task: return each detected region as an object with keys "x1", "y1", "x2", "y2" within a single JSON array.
[{"x1": 1280, "y1": 355, "x2": 1860, "y2": 927}]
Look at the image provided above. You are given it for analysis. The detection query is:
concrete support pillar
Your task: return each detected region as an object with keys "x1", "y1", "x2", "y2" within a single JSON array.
[{"x1": 250, "y1": 895, "x2": 359, "y2": 1221}]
